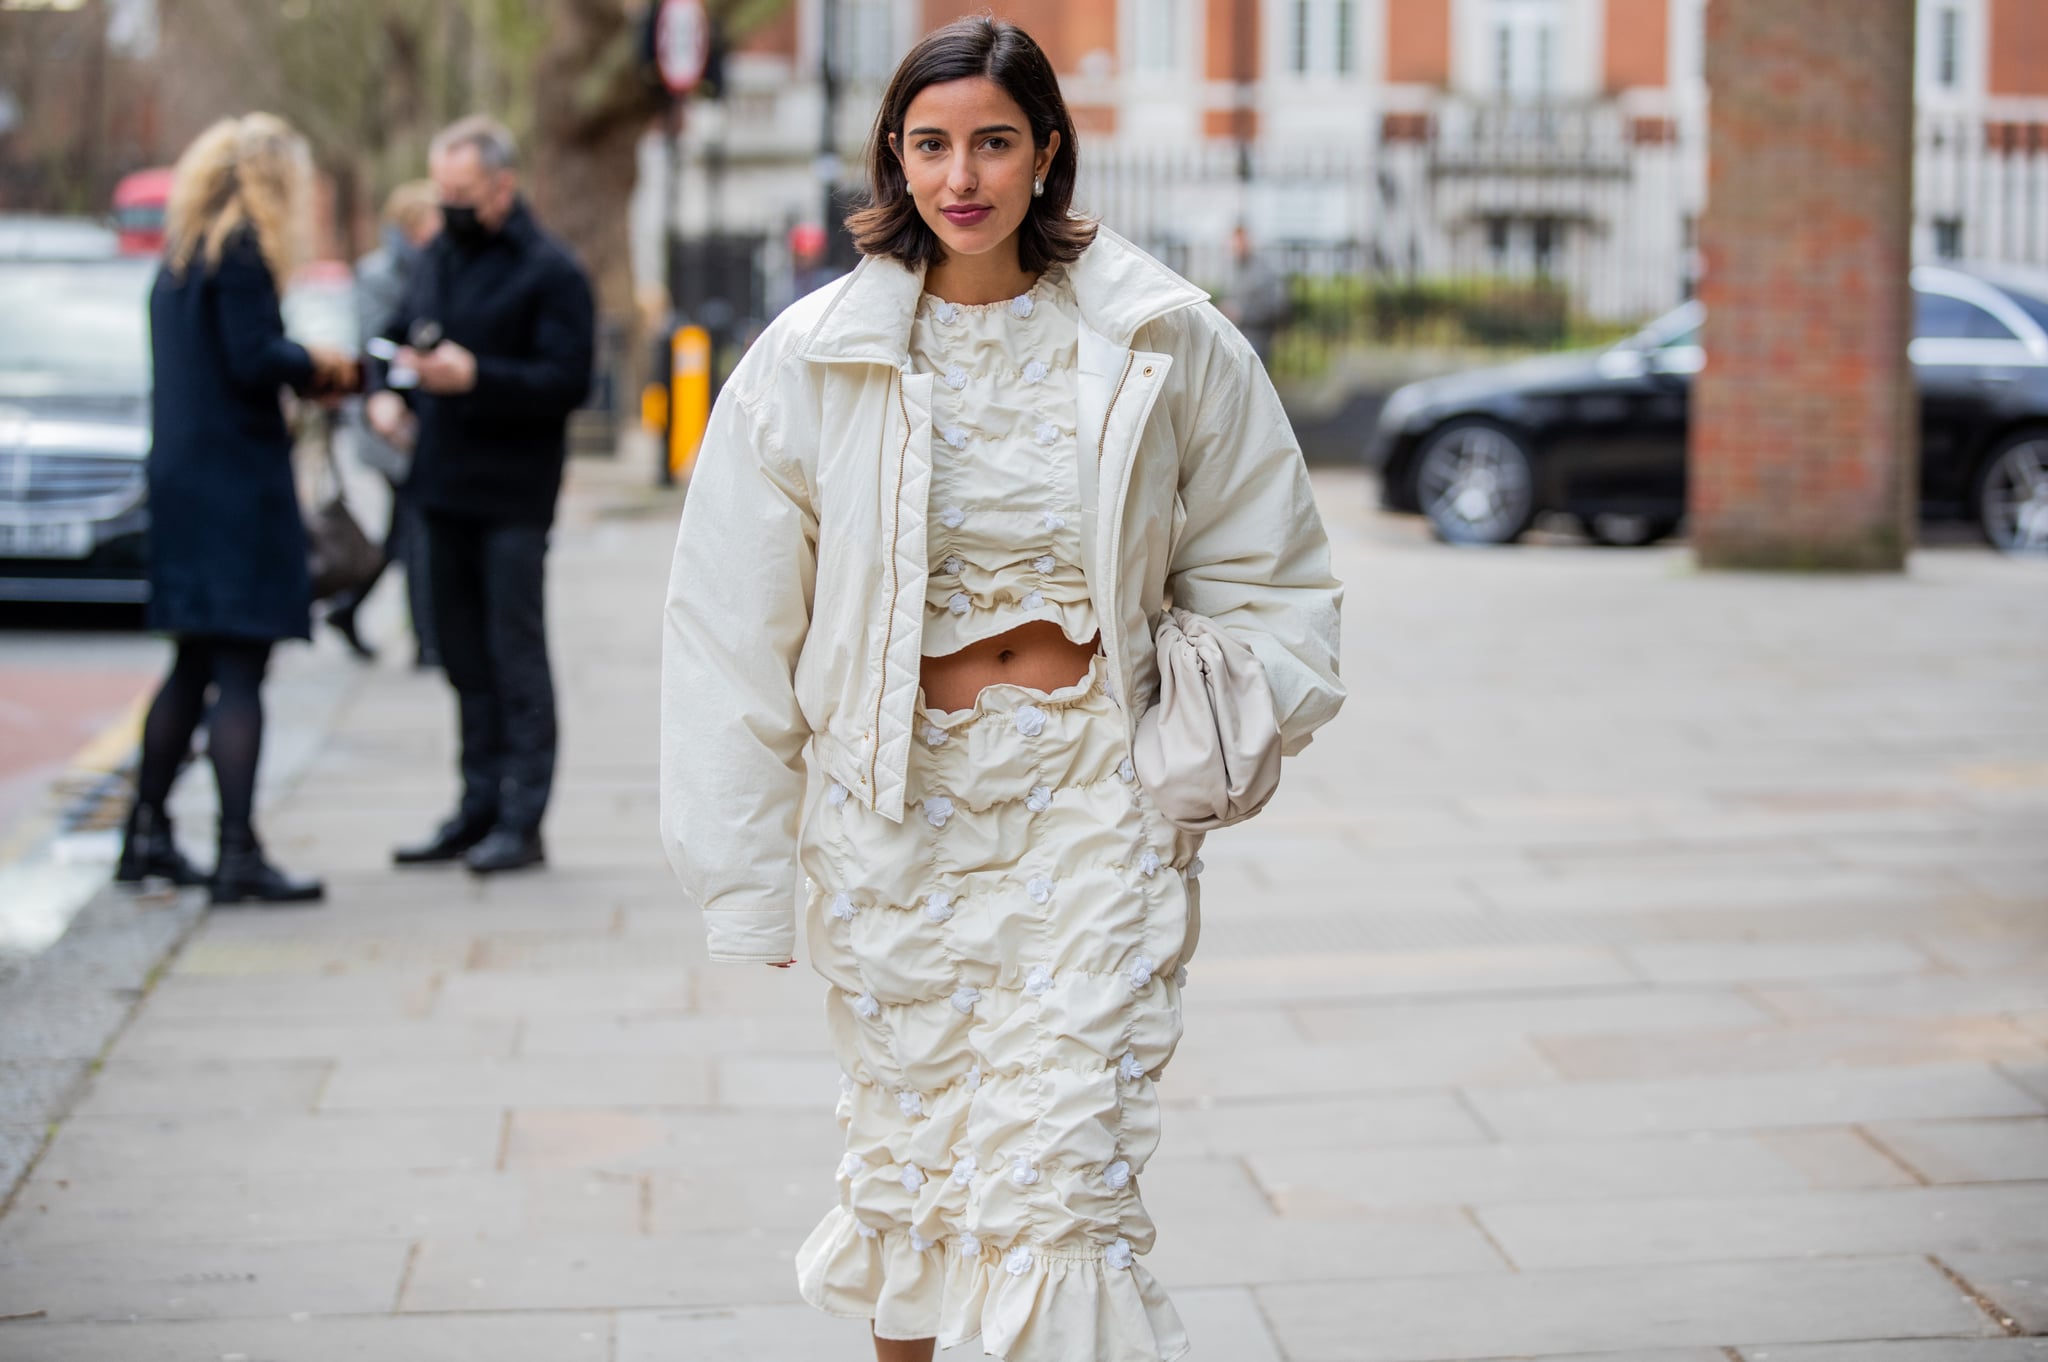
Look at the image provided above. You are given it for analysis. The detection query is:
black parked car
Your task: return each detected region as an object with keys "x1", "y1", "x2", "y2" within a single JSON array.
[
  {"x1": 1365, "y1": 264, "x2": 2048, "y2": 553},
  {"x1": 0, "y1": 253, "x2": 157, "y2": 602}
]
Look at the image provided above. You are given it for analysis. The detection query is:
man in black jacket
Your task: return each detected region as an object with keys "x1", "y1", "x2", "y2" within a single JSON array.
[{"x1": 368, "y1": 115, "x2": 593, "y2": 875}]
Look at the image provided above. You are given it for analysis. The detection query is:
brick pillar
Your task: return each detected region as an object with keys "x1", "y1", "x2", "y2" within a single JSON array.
[{"x1": 1690, "y1": 0, "x2": 1917, "y2": 571}]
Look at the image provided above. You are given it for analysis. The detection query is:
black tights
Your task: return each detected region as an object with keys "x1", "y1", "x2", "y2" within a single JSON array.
[{"x1": 135, "y1": 635, "x2": 274, "y2": 838}]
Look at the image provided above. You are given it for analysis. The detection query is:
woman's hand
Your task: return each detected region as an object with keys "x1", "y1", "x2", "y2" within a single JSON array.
[{"x1": 306, "y1": 345, "x2": 359, "y2": 395}]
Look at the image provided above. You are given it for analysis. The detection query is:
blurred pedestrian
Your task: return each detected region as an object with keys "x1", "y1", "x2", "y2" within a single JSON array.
[
  {"x1": 117, "y1": 113, "x2": 356, "y2": 905},
  {"x1": 1217, "y1": 223, "x2": 1290, "y2": 366},
  {"x1": 368, "y1": 115, "x2": 594, "y2": 876},
  {"x1": 325, "y1": 180, "x2": 442, "y2": 667},
  {"x1": 660, "y1": 19, "x2": 1342, "y2": 1362}
]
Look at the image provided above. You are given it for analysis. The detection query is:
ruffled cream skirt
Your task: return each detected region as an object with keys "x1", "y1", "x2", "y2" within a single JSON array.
[{"x1": 794, "y1": 655, "x2": 1202, "y2": 1361}]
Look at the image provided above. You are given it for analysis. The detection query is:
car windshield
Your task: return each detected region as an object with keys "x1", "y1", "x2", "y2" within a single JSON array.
[
  {"x1": 0, "y1": 259, "x2": 154, "y2": 398},
  {"x1": 1616, "y1": 301, "x2": 1704, "y2": 353}
]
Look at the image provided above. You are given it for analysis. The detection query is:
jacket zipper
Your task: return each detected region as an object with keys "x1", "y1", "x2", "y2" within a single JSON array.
[
  {"x1": 1096, "y1": 354, "x2": 1137, "y2": 464},
  {"x1": 1095, "y1": 353, "x2": 1137, "y2": 722},
  {"x1": 870, "y1": 370, "x2": 912, "y2": 798}
]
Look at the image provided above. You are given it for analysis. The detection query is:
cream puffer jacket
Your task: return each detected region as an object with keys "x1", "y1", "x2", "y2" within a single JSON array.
[{"x1": 661, "y1": 227, "x2": 1344, "y2": 964}]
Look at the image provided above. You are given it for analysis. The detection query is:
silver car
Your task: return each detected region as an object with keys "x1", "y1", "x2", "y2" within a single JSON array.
[{"x1": 0, "y1": 254, "x2": 156, "y2": 603}]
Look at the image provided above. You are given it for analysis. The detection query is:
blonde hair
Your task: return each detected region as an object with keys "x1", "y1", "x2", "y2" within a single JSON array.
[
  {"x1": 165, "y1": 113, "x2": 312, "y2": 291},
  {"x1": 381, "y1": 180, "x2": 440, "y2": 237}
]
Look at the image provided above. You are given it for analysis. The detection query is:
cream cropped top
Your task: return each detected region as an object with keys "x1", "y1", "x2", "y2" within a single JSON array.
[{"x1": 910, "y1": 266, "x2": 1100, "y2": 659}]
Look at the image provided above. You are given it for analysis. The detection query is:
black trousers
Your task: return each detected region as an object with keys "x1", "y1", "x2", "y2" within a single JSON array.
[{"x1": 425, "y1": 512, "x2": 556, "y2": 834}]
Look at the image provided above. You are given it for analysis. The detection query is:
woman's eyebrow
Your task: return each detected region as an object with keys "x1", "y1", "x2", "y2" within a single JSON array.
[{"x1": 906, "y1": 124, "x2": 1023, "y2": 137}]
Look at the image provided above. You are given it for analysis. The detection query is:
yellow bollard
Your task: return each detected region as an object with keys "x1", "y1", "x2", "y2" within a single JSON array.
[{"x1": 669, "y1": 324, "x2": 712, "y2": 480}]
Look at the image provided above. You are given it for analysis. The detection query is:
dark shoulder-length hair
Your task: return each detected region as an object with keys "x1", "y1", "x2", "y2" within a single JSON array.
[{"x1": 847, "y1": 17, "x2": 1095, "y2": 273}]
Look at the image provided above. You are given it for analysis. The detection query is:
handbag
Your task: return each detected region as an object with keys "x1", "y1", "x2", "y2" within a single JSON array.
[
  {"x1": 1130, "y1": 607, "x2": 1284, "y2": 831},
  {"x1": 304, "y1": 413, "x2": 383, "y2": 602}
]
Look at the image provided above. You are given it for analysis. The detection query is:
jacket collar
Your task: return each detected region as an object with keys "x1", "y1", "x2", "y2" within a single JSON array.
[{"x1": 797, "y1": 223, "x2": 1209, "y2": 365}]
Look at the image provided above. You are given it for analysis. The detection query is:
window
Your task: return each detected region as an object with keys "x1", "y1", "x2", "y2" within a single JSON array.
[
  {"x1": 1913, "y1": 290, "x2": 2018, "y2": 342},
  {"x1": 1935, "y1": 4, "x2": 1961, "y2": 88},
  {"x1": 1489, "y1": 0, "x2": 1562, "y2": 101},
  {"x1": 1287, "y1": 0, "x2": 1359, "y2": 78},
  {"x1": 843, "y1": 0, "x2": 898, "y2": 81},
  {"x1": 1130, "y1": 0, "x2": 1179, "y2": 74},
  {"x1": 1933, "y1": 217, "x2": 1964, "y2": 260}
]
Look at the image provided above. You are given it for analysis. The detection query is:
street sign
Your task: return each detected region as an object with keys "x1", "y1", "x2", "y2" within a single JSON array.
[{"x1": 655, "y1": 0, "x2": 710, "y2": 96}]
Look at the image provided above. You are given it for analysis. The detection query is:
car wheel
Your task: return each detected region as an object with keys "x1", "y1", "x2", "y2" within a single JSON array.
[
  {"x1": 1585, "y1": 512, "x2": 1682, "y2": 547},
  {"x1": 1976, "y1": 433, "x2": 2048, "y2": 555},
  {"x1": 1413, "y1": 421, "x2": 1538, "y2": 546}
]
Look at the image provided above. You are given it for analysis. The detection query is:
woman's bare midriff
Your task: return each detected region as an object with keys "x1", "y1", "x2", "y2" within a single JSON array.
[{"x1": 920, "y1": 620, "x2": 1100, "y2": 713}]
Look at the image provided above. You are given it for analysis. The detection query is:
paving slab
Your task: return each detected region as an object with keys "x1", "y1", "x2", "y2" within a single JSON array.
[
  {"x1": 1255, "y1": 1256, "x2": 1997, "y2": 1362},
  {"x1": 0, "y1": 1311, "x2": 614, "y2": 1361},
  {"x1": 1, "y1": 1167, "x2": 643, "y2": 1247},
  {"x1": 1290, "y1": 988, "x2": 1776, "y2": 1045},
  {"x1": 1143, "y1": 1209, "x2": 1508, "y2": 1285},
  {"x1": 1248, "y1": 1132, "x2": 1858, "y2": 1215},
  {"x1": 1477, "y1": 1183, "x2": 2048, "y2": 1270},
  {"x1": 1620, "y1": 938, "x2": 1937, "y2": 984},
  {"x1": 1941, "y1": 1251, "x2": 2048, "y2": 1334},
  {"x1": 1865, "y1": 1117, "x2": 2048, "y2": 1183},
  {"x1": 1533, "y1": 1016, "x2": 2046, "y2": 1081},
  {"x1": 431, "y1": 970, "x2": 695, "y2": 1017},
  {"x1": 1163, "y1": 1093, "x2": 1492, "y2": 1156},
  {"x1": 399, "y1": 1229, "x2": 795, "y2": 1312},
  {"x1": 30, "y1": 1110, "x2": 503, "y2": 1179},
  {"x1": 118, "y1": 1016, "x2": 519, "y2": 1063},
  {"x1": 67, "y1": 1058, "x2": 330, "y2": 1117},
  {"x1": 1752, "y1": 976, "x2": 2048, "y2": 1023},
  {"x1": 1737, "y1": 1342, "x2": 2048, "y2": 1362},
  {"x1": 1465, "y1": 1064, "x2": 2047, "y2": 1139},
  {"x1": 0, "y1": 1237, "x2": 410, "y2": 1322},
  {"x1": 319, "y1": 1055, "x2": 711, "y2": 1111},
  {"x1": 503, "y1": 1107, "x2": 842, "y2": 1173},
  {"x1": 134, "y1": 971, "x2": 442, "y2": 1021}
]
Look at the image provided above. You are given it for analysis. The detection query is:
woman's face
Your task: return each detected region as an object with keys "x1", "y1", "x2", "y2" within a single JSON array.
[{"x1": 891, "y1": 76, "x2": 1058, "y2": 265}]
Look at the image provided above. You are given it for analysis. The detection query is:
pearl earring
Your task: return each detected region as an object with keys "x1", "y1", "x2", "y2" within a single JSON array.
[{"x1": 1032, "y1": 177, "x2": 1044, "y2": 198}]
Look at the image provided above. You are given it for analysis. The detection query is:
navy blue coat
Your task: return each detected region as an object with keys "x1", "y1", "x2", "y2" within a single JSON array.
[{"x1": 146, "y1": 230, "x2": 316, "y2": 641}]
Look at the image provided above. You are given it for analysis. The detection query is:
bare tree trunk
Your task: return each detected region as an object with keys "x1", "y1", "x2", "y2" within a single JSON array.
[{"x1": 526, "y1": 0, "x2": 663, "y2": 326}]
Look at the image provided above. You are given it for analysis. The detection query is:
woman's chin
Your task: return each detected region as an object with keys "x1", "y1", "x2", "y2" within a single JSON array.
[{"x1": 929, "y1": 218, "x2": 1016, "y2": 259}]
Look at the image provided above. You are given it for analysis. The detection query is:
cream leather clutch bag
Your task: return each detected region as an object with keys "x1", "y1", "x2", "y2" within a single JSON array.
[{"x1": 1131, "y1": 607, "x2": 1283, "y2": 831}]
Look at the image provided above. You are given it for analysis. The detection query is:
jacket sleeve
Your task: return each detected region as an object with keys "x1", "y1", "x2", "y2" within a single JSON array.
[
  {"x1": 660, "y1": 365, "x2": 818, "y2": 963},
  {"x1": 212, "y1": 239, "x2": 315, "y2": 394},
  {"x1": 470, "y1": 257, "x2": 595, "y2": 419},
  {"x1": 1163, "y1": 309, "x2": 1345, "y2": 755}
]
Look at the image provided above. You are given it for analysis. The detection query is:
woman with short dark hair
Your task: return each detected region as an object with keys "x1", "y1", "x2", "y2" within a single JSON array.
[
  {"x1": 116, "y1": 113, "x2": 353, "y2": 904},
  {"x1": 662, "y1": 19, "x2": 1344, "y2": 1361}
]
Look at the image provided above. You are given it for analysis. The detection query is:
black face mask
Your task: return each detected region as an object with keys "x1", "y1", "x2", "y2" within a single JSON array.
[{"x1": 440, "y1": 203, "x2": 488, "y2": 245}]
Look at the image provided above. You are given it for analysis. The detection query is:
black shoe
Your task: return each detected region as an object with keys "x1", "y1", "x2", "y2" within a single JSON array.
[
  {"x1": 393, "y1": 814, "x2": 493, "y2": 866},
  {"x1": 114, "y1": 804, "x2": 209, "y2": 887},
  {"x1": 210, "y1": 829, "x2": 323, "y2": 906},
  {"x1": 464, "y1": 827, "x2": 545, "y2": 875},
  {"x1": 325, "y1": 603, "x2": 376, "y2": 661}
]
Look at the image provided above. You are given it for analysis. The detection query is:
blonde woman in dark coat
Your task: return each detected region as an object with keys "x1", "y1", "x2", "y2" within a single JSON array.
[{"x1": 116, "y1": 113, "x2": 355, "y2": 904}]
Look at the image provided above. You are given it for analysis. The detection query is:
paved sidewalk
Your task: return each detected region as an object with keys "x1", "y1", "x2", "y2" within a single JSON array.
[{"x1": 1, "y1": 456, "x2": 2045, "y2": 1362}]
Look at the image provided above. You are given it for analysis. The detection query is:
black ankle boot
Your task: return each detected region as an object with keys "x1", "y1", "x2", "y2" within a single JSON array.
[
  {"x1": 115, "y1": 804, "x2": 208, "y2": 887},
  {"x1": 210, "y1": 827, "x2": 324, "y2": 906}
]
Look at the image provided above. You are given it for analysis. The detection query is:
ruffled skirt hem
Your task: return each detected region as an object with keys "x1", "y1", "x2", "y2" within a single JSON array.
[{"x1": 795, "y1": 1206, "x2": 1190, "y2": 1362}]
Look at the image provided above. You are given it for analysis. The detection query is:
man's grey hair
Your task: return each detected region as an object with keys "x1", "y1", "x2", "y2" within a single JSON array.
[{"x1": 430, "y1": 115, "x2": 520, "y2": 173}]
